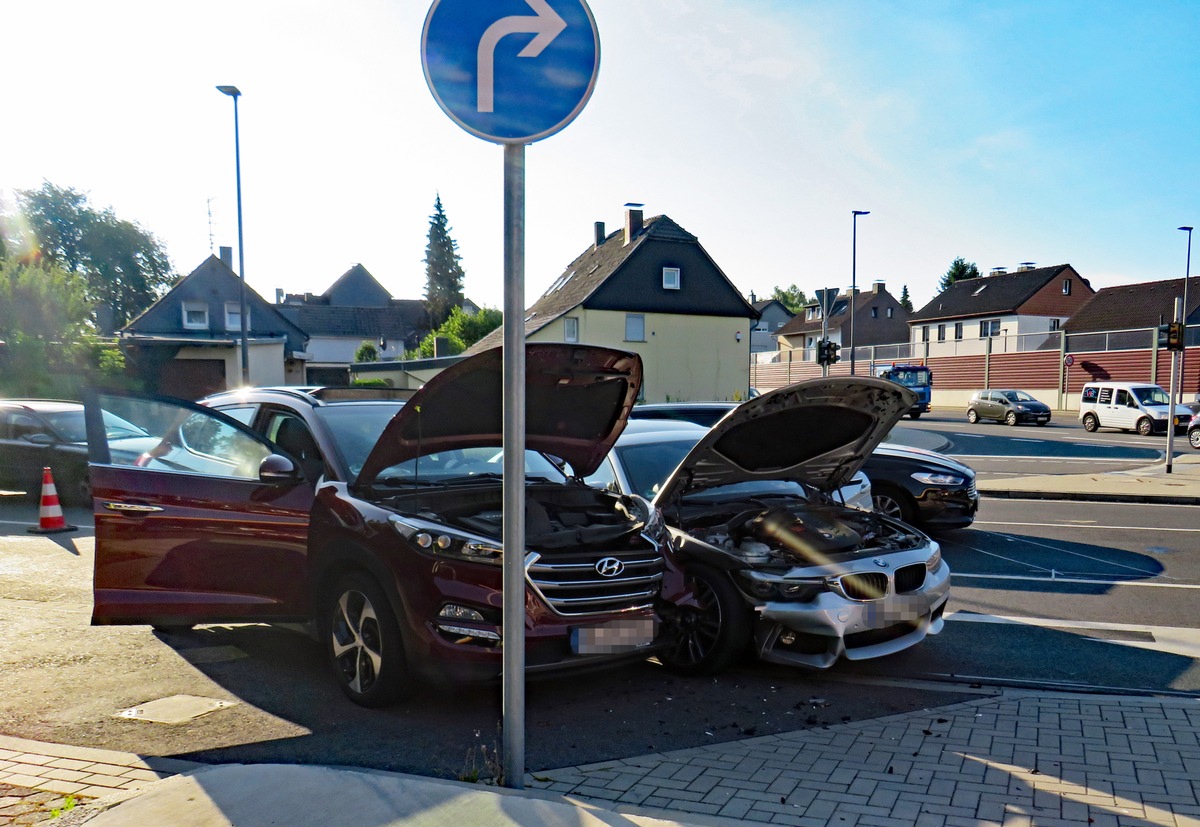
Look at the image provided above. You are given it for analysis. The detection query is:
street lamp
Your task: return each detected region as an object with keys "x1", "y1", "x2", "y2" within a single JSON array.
[
  {"x1": 217, "y1": 85, "x2": 250, "y2": 386},
  {"x1": 1180, "y1": 226, "x2": 1193, "y2": 404},
  {"x1": 849, "y1": 210, "x2": 870, "y2": 375}
]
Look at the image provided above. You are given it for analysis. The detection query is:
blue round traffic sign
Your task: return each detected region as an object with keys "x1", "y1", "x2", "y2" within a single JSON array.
[{"x1": 421, "y1": 0, "x2": 600, "y2": 144}]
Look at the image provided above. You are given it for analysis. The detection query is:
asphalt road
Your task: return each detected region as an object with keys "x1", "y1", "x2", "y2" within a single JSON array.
[{"x1": 2, "y1": 425, "x2": 1197, "y2": 778}]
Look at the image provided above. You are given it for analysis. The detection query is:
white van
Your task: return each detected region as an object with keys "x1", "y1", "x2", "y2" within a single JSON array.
[{"x1": 1078, "y1": 381, "x2": 1192, "y2": 436}]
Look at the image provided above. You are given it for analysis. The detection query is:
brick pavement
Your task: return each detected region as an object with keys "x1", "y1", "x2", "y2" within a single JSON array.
[
  {"x1": 0, "y1": 736, "x2": 202, "y2": 826},
  {"x1": 529, "y1": 691, "x2": 1200, "y2": 826}
]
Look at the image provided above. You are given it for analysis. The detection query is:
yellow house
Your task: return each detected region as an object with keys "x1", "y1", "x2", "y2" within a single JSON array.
[{"x1": 467, "y1": 206, "x2": 758, "y2": 403}]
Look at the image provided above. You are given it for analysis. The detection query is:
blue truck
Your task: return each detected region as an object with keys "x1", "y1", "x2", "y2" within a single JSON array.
[{"x1": 874, "y1": 364, "x2": 932, "y2": 419}]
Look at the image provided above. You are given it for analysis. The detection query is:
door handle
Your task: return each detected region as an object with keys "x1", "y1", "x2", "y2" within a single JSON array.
[{"x1": 103, "y1": 502, "x2": 165, "y2": 514}]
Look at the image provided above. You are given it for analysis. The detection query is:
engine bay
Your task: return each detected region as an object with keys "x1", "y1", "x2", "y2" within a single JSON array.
[{"x1": 678, "y1": 500, "x2": 928, "y2": 568}]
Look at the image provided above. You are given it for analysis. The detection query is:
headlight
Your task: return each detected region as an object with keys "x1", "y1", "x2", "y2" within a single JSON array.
[
  {"x1": 390, "y1": 516, "x2": 503, "y2": 565},
  {"x1": 911, "y1": 471, "x2": 965, "y2": 486},
  {"x1": 737, "y1": 572, "x2": 826, "y2": 602},
  {"x1": 1016, "y1": 405, "x2": 1027, "y2": 412},
  {"x1": 926, "y1": 542, "x2": 942, "y2": 572}
]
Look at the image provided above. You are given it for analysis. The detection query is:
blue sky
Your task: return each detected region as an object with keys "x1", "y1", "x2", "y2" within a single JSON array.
[{"x1": 5, "y1": 1, "x2": 1198, "y2": 316}]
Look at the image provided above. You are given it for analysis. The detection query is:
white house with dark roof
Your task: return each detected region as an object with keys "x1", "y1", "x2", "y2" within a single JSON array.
[
  {"x1": 908, "y1": 263, "x2": 1094, "y2": 355},
  {"x1": 467, "y1": 205, "x2": 759, "y2": 402},
  {"x1": 275, "y1": 264, "x2": 433, "y2": 384}
]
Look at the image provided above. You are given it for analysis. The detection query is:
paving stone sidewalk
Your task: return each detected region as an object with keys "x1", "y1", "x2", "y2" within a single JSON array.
[
  {"x1": 529, "y1": 691, "x2": 1200, "y2": 826},
  {"x1": 0, "y1": 737, "x2": 202, "y2": 827}
]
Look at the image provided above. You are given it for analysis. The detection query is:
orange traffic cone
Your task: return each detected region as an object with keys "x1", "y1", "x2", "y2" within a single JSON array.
[{"x1": 28, "y1": 467, "x2": 77, "y2": 535}]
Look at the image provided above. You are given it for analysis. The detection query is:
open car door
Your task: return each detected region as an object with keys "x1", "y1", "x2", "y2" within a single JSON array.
[{"x1": 83, "y1": 389, "x2": 314, "y2": 626}]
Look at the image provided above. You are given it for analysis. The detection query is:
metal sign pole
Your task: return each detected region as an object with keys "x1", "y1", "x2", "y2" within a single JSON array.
[
  {"x1": 501, "y1": 143, "x2": 527, "y2": 788},
  {"x1": 1167, "y1": 297, "x2": 1181, "y2": 474}
]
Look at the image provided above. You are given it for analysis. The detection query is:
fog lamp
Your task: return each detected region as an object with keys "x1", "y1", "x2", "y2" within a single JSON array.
[{"x1": 439, "y1": 604, "x2": 486, "y2": 622}]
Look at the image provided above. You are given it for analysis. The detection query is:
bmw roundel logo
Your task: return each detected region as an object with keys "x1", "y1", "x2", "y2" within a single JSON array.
[
  {"x1": 596, "y1": 557, "x2": 625, "y2": 578},
  {"x1": 873, "y1": 558, "x2": 889, "y2": 568}
]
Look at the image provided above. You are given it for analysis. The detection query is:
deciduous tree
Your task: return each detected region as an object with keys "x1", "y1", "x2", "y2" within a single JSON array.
[
  {"x1": 769, "y1": 284, "x2": 809, "y2": 314},
  {"x1": 15, "y1": 182, "x2": 175, "y2": 330}
]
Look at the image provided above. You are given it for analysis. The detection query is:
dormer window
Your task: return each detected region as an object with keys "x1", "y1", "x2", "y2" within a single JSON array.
[
  {"x1": 662, "y1": 267, "x2": 680, "y2": 290},
  {"x1": 1062, "y1": 279, "x2": 1072, "y2": 295},
  {"x1": 182, "y1": 301, "x2": 208, "y2": 330}
]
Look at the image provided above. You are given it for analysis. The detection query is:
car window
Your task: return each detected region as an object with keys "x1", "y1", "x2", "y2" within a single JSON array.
[
  {"x1": 215, "y1": 405, "x2": 258, "y2": 426},
  {"x1": 5, "y1": 412, "x2": 48, "y2": 441},
  {"x1": 311, "y1": 404, "x2": 404, "y2": 477},
  {"x1": 1097, "y1": 387, "x2": 1113, "y2": 404},
  {"x1": 93, "y1": 393, "x2": 270, "y2": 479},
  {"x1": 371, "y1": 448, "x2": 563, "y2": 485},
  {"x1": 1133, "y1": 386, "x2": 1169, "y2": 406},
  {"x1": 582, "y1": 457, "x2": 617, "y2": 492},
  {"x1": 1082, "y1": 386, "x2": 1099, "y2": 402},
  {"x1": 1116, "y1": 390, "x2": 1131, "y2": 407}
]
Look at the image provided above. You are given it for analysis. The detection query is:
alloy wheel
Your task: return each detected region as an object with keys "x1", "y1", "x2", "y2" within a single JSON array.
[
  {"x1": 966, "y1": 409, "x2": 978, "y2": 424},
  {"x1": 331, "y1": 588, "x2": 384, "y2": 697},
  {"x1": 1005, "y1": 411, "x2": 1018, "y2": 426}
]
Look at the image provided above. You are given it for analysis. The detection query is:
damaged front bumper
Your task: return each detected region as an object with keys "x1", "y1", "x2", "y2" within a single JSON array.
[{"x1": 745, "y1": 558, "x2": 951, "y2": 670}]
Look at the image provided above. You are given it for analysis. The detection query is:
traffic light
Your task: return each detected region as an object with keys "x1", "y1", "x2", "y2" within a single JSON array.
[
  {"x1": 1166, "y1": 322, "x2": 1184, "y2": 352},
  {"x1": 816, "y1": 339, "x2": 829, "y2": 365},
  {"x1": 828, "y1": 341, "x2": 841, "y2": 364}
]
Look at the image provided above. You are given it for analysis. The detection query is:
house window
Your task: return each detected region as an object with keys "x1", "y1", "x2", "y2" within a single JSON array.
[
  {"x1": 1050, "y1": 318, "x2": 1061, "y2": 331},
  {"x1": 1062, "y1": 279, "x2": 1072, "y2": 295},
  {"x1": 921, "y1": 326, "x2": 930, "y2": 343},
  {"x1": 625, "y1": 314, "x2": 645, "y2": 342},
  {"x1": 979, "y1": 318, "x2": 1001, "y2": 337},
  {"x1": 954, "y1": 322, "x2": 963, "y2": 340},
  {"x1": 871, "y1": 307, "x2": 879, "y2": 318},
  {"x1": 563, "y1": 316, "x2": 579, "y2": 343},
  {"x1": 937, "y1": 324, "x2": 946, "y2": 342},
  {"x1": 182, "y1": 301, "x2": 208, "y2": 330},
  {"x1": 662, "y1": 267, "x2": 681, "y2": 290},
  {"x1": 224, "y1": 301, "x2": 248, "y2": 331},
  {"x1": 887, "y1": 307, "x2": 894, "y2": 318}
]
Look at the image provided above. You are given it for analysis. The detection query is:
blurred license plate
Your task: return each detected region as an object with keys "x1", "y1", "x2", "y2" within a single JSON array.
[{"x1": 571, "y1": 617, "x2": 657, "y2": 654}]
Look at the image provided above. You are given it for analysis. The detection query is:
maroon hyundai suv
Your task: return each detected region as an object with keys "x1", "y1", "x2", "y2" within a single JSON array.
[{"x1": 83, "y1": 345, "x2": 691, "y2": 706}]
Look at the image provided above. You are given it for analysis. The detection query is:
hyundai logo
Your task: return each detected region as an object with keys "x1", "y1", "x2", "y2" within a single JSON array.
[{"x1": 595, "y1": 557, "x2": 625, "y2": 578}]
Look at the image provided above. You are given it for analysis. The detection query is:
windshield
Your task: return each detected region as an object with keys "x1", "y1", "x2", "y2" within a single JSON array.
[
  {"x1": 1002, "y1": 391, "x2": 1036, "y2": 403},
  {"x1": 1133, "y1": 386, "x2": 1170, "y2": 406},
  {"x1": 886, "y1": 369, "x2": 930, "y2": 387},
  {"x1": 313, "y1": 403, "x2": 404, "y2": 477},
  {"x1": 369, "y1": 447, "x2": 565, "y2": 486}
]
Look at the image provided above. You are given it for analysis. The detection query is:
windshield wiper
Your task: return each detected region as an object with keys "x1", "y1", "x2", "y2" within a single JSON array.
[{"x1": 371, "y1": 476, "x2": 446, "y2": 488}]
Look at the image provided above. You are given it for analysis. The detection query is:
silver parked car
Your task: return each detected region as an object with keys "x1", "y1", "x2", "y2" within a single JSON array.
[
  {"x1": 584, "y1": 378, "x2": 950, "y2": 673},
  {"x1": 966, "y1": 389, "x2": 1051, "y2": 426}
]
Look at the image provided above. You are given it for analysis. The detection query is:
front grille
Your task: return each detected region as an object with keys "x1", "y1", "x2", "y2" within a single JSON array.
[
  {"x1": 838, "y1": 572, "x2": 888, "y2": 601},
  {"x1": 526, "y1": 546, "x2": 664, "y2": 617},
  {"x1": 894, "y1": 563, "x2": 927, "y2": 594},
  {"x1": 967, "y1": 477, "x2": 977, "y2": 497}
]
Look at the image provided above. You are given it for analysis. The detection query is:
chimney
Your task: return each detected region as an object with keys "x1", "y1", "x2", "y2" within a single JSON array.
[
  {"x1": 990, "y1": 266, "x2": 1007, "y2": 277},
  {"x1": 624, "y1": 202, "x2": 644, "y2": 246},
  {"x1": 873, "y1": 281, "x2": 886, "y2": 295},
  {"x1": 594, "y1": 221, "x2": 606, "y2": 249},
  {"x1": 1018, "y1": 261, "x2": 1036, "y2": 271},
  {"x1": 275, "y1": 288, "x2": 284, "y2": 304},
  {"x1": 219, "y1": 246, "x2": 233, "y2": 269}
]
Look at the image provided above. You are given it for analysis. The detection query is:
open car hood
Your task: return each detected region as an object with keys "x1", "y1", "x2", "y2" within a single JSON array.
[
  {"x1": 357, "y1": 344, "x2": 643, "y2": 486},
  {"x1": 653, "y1": 377, "x2": 915, "y2": 505}
]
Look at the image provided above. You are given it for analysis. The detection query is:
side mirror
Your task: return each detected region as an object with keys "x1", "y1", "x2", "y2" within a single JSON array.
[{"x1": 259, "y1": 453, "x2": 303, "y2": 484}]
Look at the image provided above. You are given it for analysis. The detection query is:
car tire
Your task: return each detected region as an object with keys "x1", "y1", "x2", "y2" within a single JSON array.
[
  {"x1": 1005, "y1": 411, "x2": 1018, "y2": 426},
  {"x1": 1190, "y1": 428, "x2": 1200, "y2": 450},
  {"x1": 966, "y1": 409, "x2": 979, "y2": 424},
  {"x1": 1136, "y1": 417, "x2": 1154, "y2": 437},
  {"x1": 660, "y1": 564, "x2": 750, "y2": 676},
  {"x1": 1082, "y1": 413, "x2": 1099, "y2": 432},
  {"x1": 909, "y1": 411, "x2": 922, "y2": 420},
  {"x1": 873, "y1": 484, "x2": 917, "y2": 525},
  {"x1": 325, "y1": 571, "x2": 410, "y2": 707}
]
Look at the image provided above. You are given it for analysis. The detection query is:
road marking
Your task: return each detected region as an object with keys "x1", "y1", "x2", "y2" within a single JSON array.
[
  {"x1": 983, "y1": 497, "x2": 1195, "y2": 509},
  {"x1": 952, "y1": 572, "x2": 1200, "y2": 589},
  {"x1": 946, "y1": 611, "x2": 1200, "y2": 659},
  {"x1": 974, "y1": 520, "x2": 1200, "y2": 532}
]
